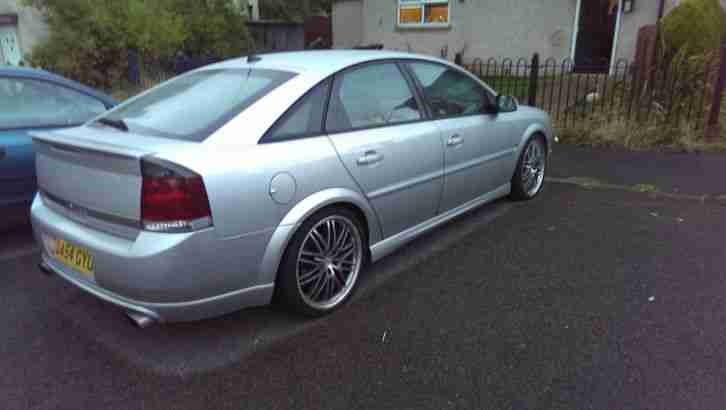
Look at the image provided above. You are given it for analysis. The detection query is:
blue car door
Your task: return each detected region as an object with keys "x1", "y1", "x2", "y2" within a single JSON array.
[
  {"x1": 0, "y1": 129, "x2": 36, "y2": 207},
  {"x1": 0, "y1": 76, "x2": 109, "y2": 208}
]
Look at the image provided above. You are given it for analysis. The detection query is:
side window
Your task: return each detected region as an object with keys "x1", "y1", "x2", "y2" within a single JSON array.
[
  {"x1": 408, "y1": 62, "x2": 494, "y2": 118},
  {"x1": 326, "y1": 63, "x2": 422, "y2": 133},
  {"x1": 263, "y1": 79, "x2": 330, "y2": 143},
  {"x1": 0, "y1": 77, "x2": 107, "y2": 129}
]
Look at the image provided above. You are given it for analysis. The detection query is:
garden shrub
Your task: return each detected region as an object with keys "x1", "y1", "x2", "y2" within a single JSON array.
[
  {"x1": 24, "y1": 0, "x2": 252, "y2": 90},
  {"x1": 662, "y1": 0, "x2": 726, "y2": 56}
]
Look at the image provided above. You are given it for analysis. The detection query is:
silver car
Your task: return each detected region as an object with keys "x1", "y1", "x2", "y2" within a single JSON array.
[{"x1": 31, "y1": 50, "x2": 553, "y2": 326}]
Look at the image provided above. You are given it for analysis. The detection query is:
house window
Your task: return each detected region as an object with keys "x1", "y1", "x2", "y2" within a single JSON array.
[
  {"x1": 0, "y1": 14, "x2": 22, "y2": 66},
  {"x1": 398, "y1": 0, "x2": 450, "y2": 27}
]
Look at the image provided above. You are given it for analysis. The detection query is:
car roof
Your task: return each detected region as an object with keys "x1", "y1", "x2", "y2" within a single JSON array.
[
  {"x1": 204, "y1": 49, "x2": 454, "y2": 78},
  {"x1": 0, "y1": 66, "x2": 117, "y2": 106}
]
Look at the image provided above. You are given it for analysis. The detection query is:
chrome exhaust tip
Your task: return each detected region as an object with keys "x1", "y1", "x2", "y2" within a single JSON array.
[
  {"x1": 39, "y1": 262, "x2": 54, "y2": 276},
  {"x1": 126, "y1": 311, "x2": 155, "y2": 328}
]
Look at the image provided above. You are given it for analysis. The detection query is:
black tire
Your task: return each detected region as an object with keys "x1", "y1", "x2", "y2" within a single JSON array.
[
  {"x1": 276, "y1": 207, "x2": 367, "y2": 317},
  {"x1": 510, "y1": 135, "x2": 547, "y2": 201}
]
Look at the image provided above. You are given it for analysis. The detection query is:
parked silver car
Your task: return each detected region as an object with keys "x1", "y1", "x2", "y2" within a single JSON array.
[{"x1": 31, "y1": 50, "x2": 554, "y2": 326}]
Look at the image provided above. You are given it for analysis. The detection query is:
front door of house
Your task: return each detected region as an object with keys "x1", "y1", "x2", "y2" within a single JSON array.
[
  {"x1": 574, "y1": 0, "x2": 619, "y2": 73},
  {"x1": 0, "y1": 25, "x2": 22, "y2": 66}
]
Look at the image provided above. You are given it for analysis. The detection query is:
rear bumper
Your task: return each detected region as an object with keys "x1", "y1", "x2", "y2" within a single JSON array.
[
  {"x1": 31, "y1": 194, "x2": 275, "y2": 322},
  {"x1": 39, "y1": 254, "x2": 273, "y2": 322}
]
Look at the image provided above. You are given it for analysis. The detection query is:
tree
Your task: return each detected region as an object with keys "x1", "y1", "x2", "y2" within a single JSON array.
[
  {"x1": 23, "y1": 0, "x2": 252, "y2": 89},
  {"x1": 258, "y1": 0, "x2": 332, "y2": 21},
  {"x1": 662, "y1": 0, "x2": 726, "y2": 55}
]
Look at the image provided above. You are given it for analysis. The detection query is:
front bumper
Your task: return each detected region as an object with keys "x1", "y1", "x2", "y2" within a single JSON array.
[{"x1": 31, "y1": 194, "x2": 275, "y2": 322}]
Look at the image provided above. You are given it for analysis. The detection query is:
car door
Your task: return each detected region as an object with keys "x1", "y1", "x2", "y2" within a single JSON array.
[
  {"x1": 406, "y1": 61, "x2": 518, "y2": 213},
  {"x1": 326, "y1": 61, "x2": 444, "y2": 239},
  {"x1": 0, "y1": 76, "x2": 108, "y2": 207}
]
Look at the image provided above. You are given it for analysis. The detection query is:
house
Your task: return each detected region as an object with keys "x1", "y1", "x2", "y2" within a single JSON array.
[
  {"x1": 231, "y1": 0, "x2": 261, "y2": 20},
  {"x1": 333, "y1": 0, "x2": 724, "y2": 71},
  {"x1": 0, "y1": 0, "x2": 47, "y2": 66}
]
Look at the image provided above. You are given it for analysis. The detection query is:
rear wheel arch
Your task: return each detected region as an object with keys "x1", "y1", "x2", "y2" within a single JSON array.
[
  {"x1": 283, "y1": 201, "x2": 371, "y2": 251},
  {"x1": 271, "y1": 203, "x2": 370, "y2": 313},
  {"x1": 257, "y1": 189, "x2": 380, "y2": 290}
]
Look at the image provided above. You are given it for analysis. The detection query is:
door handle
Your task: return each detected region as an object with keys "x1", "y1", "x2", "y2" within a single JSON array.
[
  {"x1": 446, "y1": 134, "x2": 463, "y2": 147},
  {"x1": 356, "y1": 150, "x2": 384, "y2": 166}
]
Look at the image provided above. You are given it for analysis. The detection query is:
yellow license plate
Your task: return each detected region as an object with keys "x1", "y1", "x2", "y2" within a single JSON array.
[{"x1": 54, "y1": 239, "x2": 95, "y2": 278}]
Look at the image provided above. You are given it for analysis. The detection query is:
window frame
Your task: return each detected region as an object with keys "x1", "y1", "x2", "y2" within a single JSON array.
[
  {"x1": 402, "y1": 60, "x2": 498, "y2": 121},
  {"x1": 259, "y1": 78, "x2": 332, "y2": 144},
  {"x1": 397, "y1": 0, "x2": 451, "y2": 28},
  {"x1": 0, "y1": 75, "x2": 110, "y2": 132},
  {"x1": 258, "y1": 58, "x2": 500, "y2": 144},
  {"x1": 324, "y1": 60, "x2": 429, "y2": 135}
]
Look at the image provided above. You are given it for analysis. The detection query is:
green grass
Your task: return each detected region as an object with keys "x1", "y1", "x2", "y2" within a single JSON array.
[{"x1": 481, "y1": 76, "x2": 530, "y2": 99}]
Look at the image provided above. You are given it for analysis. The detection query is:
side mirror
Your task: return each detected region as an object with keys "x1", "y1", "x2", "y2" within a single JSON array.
[{"x1": 496, "y1": 95, "x2": 518, "y2": 113}]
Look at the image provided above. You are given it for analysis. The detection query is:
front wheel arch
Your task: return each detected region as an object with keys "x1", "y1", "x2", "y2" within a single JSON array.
[{"x1": 510, "y1": 133, "x2": 547, "y2": 200}]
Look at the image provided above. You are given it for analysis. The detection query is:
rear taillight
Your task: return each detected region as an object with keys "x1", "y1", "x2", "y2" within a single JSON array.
[{"x1": 141, "y1": 159, "x2": 213, "y2": 233}]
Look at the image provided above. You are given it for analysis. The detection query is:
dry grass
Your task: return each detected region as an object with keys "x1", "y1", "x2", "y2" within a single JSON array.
[{"x1": 557, "y1": 106, "x2": 726, "y2": 153}]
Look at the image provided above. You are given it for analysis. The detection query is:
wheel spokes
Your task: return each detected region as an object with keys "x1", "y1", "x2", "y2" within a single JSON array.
[
  {"x1": 297, "y1": 216, "x2": 362, "y2": 308},
  {"x1": 522, "y1": 141, "x2": 545, "y2": 195},
  {"x1": 299, "y1": 266, "x2": 324, "y2": 286}
]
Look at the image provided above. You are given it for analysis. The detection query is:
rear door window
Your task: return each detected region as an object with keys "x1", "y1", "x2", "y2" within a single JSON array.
[
  {"x1": 0, "y1": 77, "x2": 107, "y2": 130},
  {"x1": 100, "y1": 68, "x2": 296, "y2": 142},
  {"x1": 325, "y1": 63, "x2": 422, "y2": 133}
]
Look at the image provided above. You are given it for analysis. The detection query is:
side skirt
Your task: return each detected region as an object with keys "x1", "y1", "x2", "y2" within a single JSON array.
[{"x1": 370, "y1": 183, "x2": 511, "y2": 262}]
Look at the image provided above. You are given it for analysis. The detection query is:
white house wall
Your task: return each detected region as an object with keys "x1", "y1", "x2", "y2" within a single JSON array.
[
  {"x1": 335, "y1": 0, "x2": 662, "y2": 63},
  {"x1": 333, "y1": 0, "x2": 364, "y2": 49},
  {"x1": 0, "y1": 0, "x2": 48, "y2": 62}
]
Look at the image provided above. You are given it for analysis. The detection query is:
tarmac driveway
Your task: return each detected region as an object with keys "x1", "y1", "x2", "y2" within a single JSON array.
[{"x1": 1, "y1": 180, "x2": 725, "y2": 410}]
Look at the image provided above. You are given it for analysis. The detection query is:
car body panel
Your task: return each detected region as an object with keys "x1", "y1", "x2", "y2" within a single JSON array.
[
  {"x1": 258, "y1": 187, "x2": 382, "y2": 286},
  {"x1": 33, "y1": 126, "x2": 198, "y2": 228},
  {"x1": 0, "y1": 68, "x2": 115, "y2": 218},
  {"x1": 32, "y1": 194, "x2": 273, "y2": 303},
  {"x1": 150, "y1": 136, "x2": 373, "y2": 241},
  {"x1": 370, "y1": 182, "x2": 511, "y2": 261},
  {"x1": 434, "y1": 114, "x2": 517, "y2": 212},
  {"x1": 328, "y1": 122, "x2": 444, "y2": 239},
  {"x1": 30, "y1": 50, "x2": 554, "y2": 323},
  {"x1": 0, "y1": 128, "x2": 36, "y2": 207}
]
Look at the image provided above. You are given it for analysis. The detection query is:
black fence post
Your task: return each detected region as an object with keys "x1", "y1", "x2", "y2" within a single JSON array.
[
  {"x1": 528, "y1": 53, "x2": 540, "y2": 106},
  {"x1": 128, "y1": 49, "x2": 140, "y2": 86},
  {"x1": 705, "y1": 43, "x2": 726, "y2": 140}
]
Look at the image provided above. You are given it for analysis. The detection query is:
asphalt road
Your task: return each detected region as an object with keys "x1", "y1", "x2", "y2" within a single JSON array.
[
  {"x1": 2, "y1": 183, "x2": 725, "y2": 410},
  {"x1": 551, "y1": 144, "x2": 726, "y2": 197}
]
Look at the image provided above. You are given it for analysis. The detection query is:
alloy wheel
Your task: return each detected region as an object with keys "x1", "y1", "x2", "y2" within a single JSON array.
[
  {"x1": 521, "y1": 139, "x2": 546, "y2": 197},
  {"x1": 296, "y1": 215, "x2": 363, "y2": 310}
]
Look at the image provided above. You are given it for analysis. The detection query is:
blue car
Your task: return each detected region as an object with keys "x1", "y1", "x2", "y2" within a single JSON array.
[{"x1": 0, "y1": 67, "x2": 116, "y2": 229}]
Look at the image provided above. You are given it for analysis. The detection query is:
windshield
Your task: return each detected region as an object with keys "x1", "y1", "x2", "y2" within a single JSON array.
[{"x1": 98, "y1": 68, "x2": 295, "y2": 141}]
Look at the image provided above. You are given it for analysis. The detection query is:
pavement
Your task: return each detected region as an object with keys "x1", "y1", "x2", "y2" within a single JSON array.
[
  {"x1": 1, "y1": 144, "x2": 726, "y2": 410},
  {"x1": 551, "y1": 144, "x2": 726, "y2": 197}
]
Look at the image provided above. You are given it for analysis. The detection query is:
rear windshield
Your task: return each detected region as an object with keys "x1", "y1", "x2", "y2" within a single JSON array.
[{"x1": 98, "y1": 68, "x2": 295, "y2": 141}]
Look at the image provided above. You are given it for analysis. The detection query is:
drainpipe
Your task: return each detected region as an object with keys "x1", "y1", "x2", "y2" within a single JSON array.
[
  {"x1": 657, "y1": 0, "x2": 666, "y2": 20},
  {"x1": 654, "y1": 0, "x2": 666, "y2": 53},
  {"x1": 651, "y1": 0, "x2": 667, "y2": 82}
]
